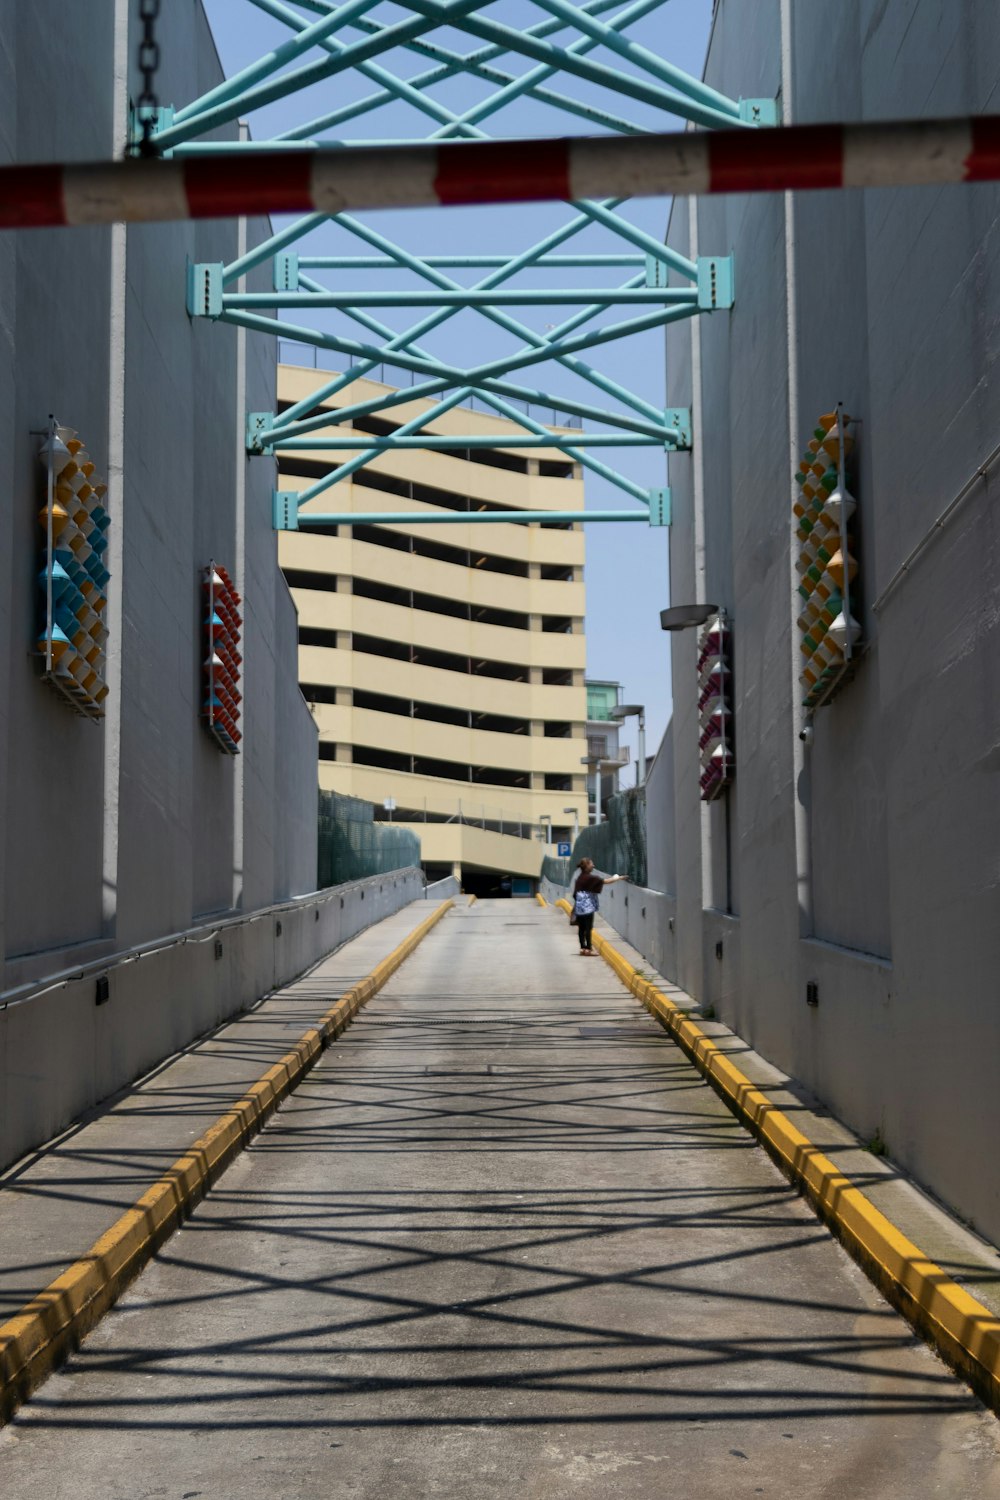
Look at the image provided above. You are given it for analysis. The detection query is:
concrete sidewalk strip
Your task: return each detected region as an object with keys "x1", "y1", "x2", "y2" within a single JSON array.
[
  {"x1": 0, "y1": 898, "x2": 453, "y2": 1423},
  {"x1": 551, "y1": 897, "x2": 1000, "y2": 1412}
]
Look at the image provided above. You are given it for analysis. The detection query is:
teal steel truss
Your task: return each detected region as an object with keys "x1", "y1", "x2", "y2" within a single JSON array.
[{"x1": 162, "y1": 0, "x2": 771, "y2": 530}]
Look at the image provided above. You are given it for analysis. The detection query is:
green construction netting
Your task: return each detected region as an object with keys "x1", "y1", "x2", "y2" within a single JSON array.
[
  {"x1": 541, "y1": 854, "x2": 572, "y2": 888},
  {"x1": 318, "y1": 790, "x2": 421, "y2": 888},
  {"x1": 567, "y1": 786, "x2": 647, "y2": 887}
]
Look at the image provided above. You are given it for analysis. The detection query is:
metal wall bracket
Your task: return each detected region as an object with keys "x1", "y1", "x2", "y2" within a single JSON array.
[
  {"x1": 739, "y1": 97, "x2": 780, "y2": 126},
  {"x1": 246, "y1": 412, "x2": 273, "y2": 454},
  {"x1": 697, "y1": 256, "x2": 735, "y2": 310},
  {"x1": 129, "y1": 104, "x2": 176, "y2": 156},
  {"x1": 665, "y1": 409, "x2": 692, "y2": 450},
  {"x1": 646, "y1": 254, "x2": 734, "y2": 312},
  {"x1": 648, "y1": 487, "x2": 672, "y2": 526},
  {"x1": 644, "y1": 254, "x2": 675, "y2": 289},
  {"x1": 273, "y1": 490, "x2": 300, "y2": 530},
  {"x1": 274, "y1": 252, "x2": 300, "y2": 291},
  {"x1": 187, "y1": 262, "x2": 223, "y2": 318}
]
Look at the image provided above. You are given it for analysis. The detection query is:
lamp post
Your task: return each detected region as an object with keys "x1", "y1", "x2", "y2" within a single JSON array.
[
  {"x1": 611, "y1": 703, "x2": 646, "y2": 787},
  {"x1": 563, "y1": 804, "x2": 580, "y2": 846},
  {"x1": 580, "y1": 754, "x2": 603, "y2": 823}
]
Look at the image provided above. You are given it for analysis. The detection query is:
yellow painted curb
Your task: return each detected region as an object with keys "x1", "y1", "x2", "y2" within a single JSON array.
[
  {"x1": 553, "y1": 898, "x2": 1000, "y2": 1412},
  {"x1": 0, "y1": 898, "x2": 453, "y2": 1424},
  {"x1": 535, "y1": 893, "x2": 547, "y2": 907},
  {"x1": 467, "y1": 894, "x2": 477, "y2": 906}
]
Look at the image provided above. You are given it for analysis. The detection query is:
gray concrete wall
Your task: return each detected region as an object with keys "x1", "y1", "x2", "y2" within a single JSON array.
[
  {"x1": 625, "y1": 0, "x2": 1000, "y2": 1242},
  {"x1": 0, "y1": 4, "x2": 319, "y2": 1099},
  {"x1": 0, "y1": 869, "x2": 429, "y2": 1171},
  {"x1": 644, "y1": 726, "x2": 675, "y2": 898},
  {"x1": 540, "y1": 874, "x2": 680, "y2": 988}
]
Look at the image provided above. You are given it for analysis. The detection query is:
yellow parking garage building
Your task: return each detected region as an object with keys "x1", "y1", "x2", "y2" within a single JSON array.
[{"x1": 277, "y1": 361, "x2": 590, "y2": 895}]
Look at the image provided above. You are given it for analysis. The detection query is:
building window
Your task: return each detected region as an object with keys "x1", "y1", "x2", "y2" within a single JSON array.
[
  {"x1": 412, "y1": 587, "x2": 472, "y2": 622},
  {"x1": 471, "y1": 603, "x2": 531, "y2": 631},
  {"x1": 352, "y1": 688, "x2": 407, "y2": 717},
  {"x1": 471, "y1": 764, "x2": 529, "y2": 788},
  {"x1": 348, "y1": 745, "x2": 533, "y2": 790},
  {"x1": 473, "y1": 711, "x2": 530, "y2": 735},
  {"x1": 299, "y1": 625, "x2": 340, "y2": 650},
  {"x1": 302, "y1": 682, "x2": 338, "y2": 704},
  {"x1": 352, "y1": 744, "x2": 411, "y2": 773},
  {"x1": 352, "y1": 575, "x2": 411, "y2": 609},
  {"x1": 277, "y1": 400, "x2": 574, "y2": 480},
  {"x1": 349, "y1": 632, "x2": 409, "y2": 662},
  {"x1": 302, "y1": 621, "x2": 566, "y2": 693},
  {"x1": 412, "y1": 698, "x2": 471, "y2": 728},
  {"x1": 283, "y1": 568, "x2": 339, "y2": 592},
  {"x1": 350, "y1": 522, "x2": 531, "y2": 578},
  {"x1": 352, "y1": 522, "x2": 410, "y2": 555}
]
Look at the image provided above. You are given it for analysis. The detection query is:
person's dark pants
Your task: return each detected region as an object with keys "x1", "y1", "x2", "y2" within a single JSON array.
[{"x1": 577, "y1": 914, "x2": 594, "y2": 950}]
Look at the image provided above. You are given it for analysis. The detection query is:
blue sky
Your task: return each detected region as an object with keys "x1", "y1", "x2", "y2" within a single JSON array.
[{"x1": 199, "y1": 0, "x2": 715, "y2": 767}]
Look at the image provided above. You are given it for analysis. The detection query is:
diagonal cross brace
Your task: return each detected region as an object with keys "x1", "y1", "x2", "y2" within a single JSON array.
[{"x1": 166, "y1": 0, "x2": 761, "y2": 524}]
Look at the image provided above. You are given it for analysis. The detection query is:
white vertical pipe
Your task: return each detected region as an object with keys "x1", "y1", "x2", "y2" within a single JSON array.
[
  {"x1": 782, "y1": 0, "x2": 812, "y2": 937},
  {"x1": 689, "y1": 195, "x2": 707, "y2": 609},
  {"x1": 232, "y1": 121, "x2": 249, "y2": 910},
  {"x1": 687, "y1": 194, "x2": 713, "y2": 921},
  {"x1": 102, "y1": 0, "x2": 130, "y2": 937}
]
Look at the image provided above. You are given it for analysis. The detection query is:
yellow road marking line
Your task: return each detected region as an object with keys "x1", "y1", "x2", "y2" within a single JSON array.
[
  {"x1": 552, "y1": 897, "x2": 1000, "y2": 1412},
  {"x1": 0, "y1": 898, "x2": 453, "y2": 1423}
]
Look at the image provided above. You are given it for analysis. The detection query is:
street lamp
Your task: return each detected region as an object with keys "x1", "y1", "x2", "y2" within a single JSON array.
[
  {"x1": 563, "y1": 805, "x2": 580, "y2": 845},
  {"x1": 611, "y1": 703, "x2": 646, "y2": 787},
  {"x1": 659, "y1": 602, "x2": 719, "y2": 631}
]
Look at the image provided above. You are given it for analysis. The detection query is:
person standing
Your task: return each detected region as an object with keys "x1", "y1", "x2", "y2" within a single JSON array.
[{"x1": 571, "y1": 857, "x2": 627, "y2": 955}]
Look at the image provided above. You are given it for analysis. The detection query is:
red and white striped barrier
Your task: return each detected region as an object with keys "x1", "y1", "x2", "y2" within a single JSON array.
[{"x1": 2, "y1": 117, "x2": 999, "y2": 230}]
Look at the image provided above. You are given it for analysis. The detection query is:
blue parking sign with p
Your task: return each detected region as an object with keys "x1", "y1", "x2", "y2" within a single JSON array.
[{"x1": 557, "y1": 842, "x2": 572, "y2": 857}]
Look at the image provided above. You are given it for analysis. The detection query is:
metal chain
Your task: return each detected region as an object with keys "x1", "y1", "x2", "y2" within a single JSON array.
[{"x1": 137, "y1": 0, "x2": 161, "y2": 156}]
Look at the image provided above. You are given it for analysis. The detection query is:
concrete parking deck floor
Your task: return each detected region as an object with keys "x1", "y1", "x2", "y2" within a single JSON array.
[{"x1": 2, "y1": 900, "x2": 999, "y2": 1497}]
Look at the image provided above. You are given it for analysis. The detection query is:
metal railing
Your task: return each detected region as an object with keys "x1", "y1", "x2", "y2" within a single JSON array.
[
  {"x1": 586, "y1": 737, "x2": 630, "y2": 765},
  {"x1": 373, "y1": 798, "x2": 574, "y2": 844}
]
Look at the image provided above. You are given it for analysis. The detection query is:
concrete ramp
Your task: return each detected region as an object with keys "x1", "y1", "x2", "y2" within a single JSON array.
[{"x1": 3, "y1": 900, "x2": 999, "y2": 1497}]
